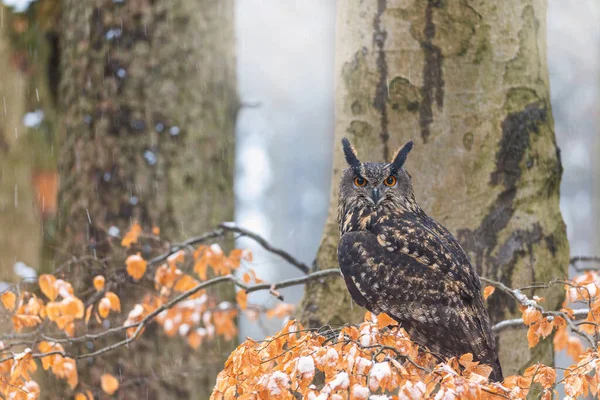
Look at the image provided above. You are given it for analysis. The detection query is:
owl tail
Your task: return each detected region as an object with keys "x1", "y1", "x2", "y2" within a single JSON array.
[{"x1": 489, "y1": 356, "x2": 504, "y2": 382}]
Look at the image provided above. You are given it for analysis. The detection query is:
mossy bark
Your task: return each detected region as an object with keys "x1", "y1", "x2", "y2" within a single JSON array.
[
  {"x1": 299, "y1": 0, "x2": 568, "y2": 377},
  {"x1": 56, "y1": 0, "x2": 236, "y2": 398}
]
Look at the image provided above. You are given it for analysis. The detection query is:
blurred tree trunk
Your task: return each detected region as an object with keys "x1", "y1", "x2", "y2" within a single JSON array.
[
  {"x1": 0, "y1": 6, "x2": 53, "y2": 284},
  {"x1": 0, "y1": 8, "x2": 36, "y2": 284},
  {"x1": 56, "y1": 0, "x2": 236, "y2": 398},
  {"x1": 299, "y1": 0, "x2": 568, "y2": 377}
]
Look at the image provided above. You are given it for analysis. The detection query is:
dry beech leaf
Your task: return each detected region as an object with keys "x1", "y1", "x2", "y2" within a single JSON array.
[
  {"x1": 93, "y1": 275, "x2": 105, "y2": 291},
  {"x1": 173, "y1": 275, "x2": 199, "y2": 293},
  {"x1": 63, "y1": 296, "x2": 85, "y2": 319},
  {"x1": 376, "y1": 312, "x2": 398, "y2": 329},
  {"x1": 39, "y1": 274, "x2": 57, "y2": 301},
  {"x1": 242, "y1": 272, "x2": 252, "y2": 284},
  {"x1": 101, "y1": 373, "x2": 120, "y2": 395},
  {"x1": 236, "y1": 291, "x2": 248, "y2": 310},
  {"x1": 266, "y1": 303, "x2": 295, "y2": 319},
  {"x1": 121, "y1": 222, "x2": 142, "y2": 248},
  {"x1": 105, "y1": 292, "x2": 121, "y2": 312},
  {"x1": 152, "y1": 225, "x2": 160, "y2": 235},
  {"x1": 126, "y1": 254, "x2": 147, "y2": 281},
  {"x1": 1, "y1": 291, "x2": 16, "y2": 311},
  {"x1": 522, "y1": 306, "x2": 543, "y2": 326},
  {"x1": 483, "y1": 285, "x2": 495, "y2": 300},
  {"x1": 98, "y1": 297, "x2": 111, "y2": 319}
]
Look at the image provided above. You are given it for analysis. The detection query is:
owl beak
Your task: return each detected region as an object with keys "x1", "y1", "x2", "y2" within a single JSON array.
[{"x1": 371, "y1": 188, "x2": 382, "y2": 204}]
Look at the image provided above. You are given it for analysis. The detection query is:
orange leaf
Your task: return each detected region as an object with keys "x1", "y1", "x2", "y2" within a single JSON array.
[
  {"x1": 62, "y1": 296, "x2": 85, "y2": 319},
  {"x1": 174, "y1": 275, "x2": 199, "y2": 293},
  {"x1": 187, "y1": 330, "x2": 204, "y2": 350},
  {"x1": 46, "y1": 302, "x2": 61, "y2": 321},
  {"x1": 1, "y1": 291, "x2": 16, "y2": 311},
  {"x1": 194, "y1": 259, "x2": 208, "y2": 281},
  {"x1": 522, "y1": 306, "x2": 543, "y2": 326},
  {"x1": 167, "y1": 250, "x2": 186, "y2": 267},
  {"x1": 12, "y1": 314, "x2": 42, "y2": 332},
  {"x1": 105, "y1": 292, "x2": 121, "y2": 312},
  {"x1": 152, "y1": 225, "x2": 160, "y2": 236},
  {"x1": 39, "y1": 274, "x2": 57, "y2": 301},
  {"x1": 98, "y1": 298, "x2": 111, "y2": 319},
  {"x1": 126, "y1": 254, "x2": 147, "y2": 281},
  {"x1": 483, "y1": 286, "x2": 495, "y2": 300},
  {"x1": 101, "y1": 373, "x2": 120, "y2": 395},
  {"x1": 534, "y1": 364, "x2": 556, "y2": 389},
  {"x1": 244, "y1": 269, "x2": 263, "y2": 284},
  {"x1": 93, "y1": 275, "x2": 105, "y2": 291},
  {"x1": 121, "y1": 222, "x2": 142, "y2": 248},
  {"x1": 527, "y1": 325, "x2": 540, "y2": 348},
  {"x1": 236, "y1": 291, "x2": 248, "y2": 311},
  {"x1": 266, "y1": 303, "x2": 295, "y2": 319},
  {"x1": 51, "y1": 357, "x2": 78, "y2": 389},
  {"x1": 376, "y1": 313, "x2": 398, "y2": 329},
  {"x1": 242, "y1": 272, "x2": 252, "y2": 284}
]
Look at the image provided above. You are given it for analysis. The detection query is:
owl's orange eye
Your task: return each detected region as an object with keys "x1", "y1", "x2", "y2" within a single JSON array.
[
  {"x1": 384, "y1": 176, "x2": 397, "y2": 187},
  {"x1": 354, "y1": 177, "x2": 366, "y2": 187}
]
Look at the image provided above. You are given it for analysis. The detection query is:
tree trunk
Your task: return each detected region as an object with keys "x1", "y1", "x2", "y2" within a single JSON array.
[
  {"x1": 0, "y1": 7, "x2": 41, "y2": 284},
  {"x1": 56, "y1": 0, "x2": 236, "y2": 398},
  {"x1": 300, "y1": 0, "x2": 568, "y2": 377}
]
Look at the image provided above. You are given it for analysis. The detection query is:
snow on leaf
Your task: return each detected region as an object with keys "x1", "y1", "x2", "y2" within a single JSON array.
[
  {"x1": 258, "y1": 371, "x2": 290, "y2": 395},
  {"x1": 368, "y1": 362, "x2": 391, "y2": 391},
  {"x1": 522, "y1": 306, "x2": 543, "y2": 326},
  {"x1": 98, "y1": 297, "x2": 111, "y2": 319},
  {"x1": 297, "y1": 356, "x2": 315, "y2": 377},
  {"x1": 351, "y1": 384, "x2": 370, "y2": 400}
]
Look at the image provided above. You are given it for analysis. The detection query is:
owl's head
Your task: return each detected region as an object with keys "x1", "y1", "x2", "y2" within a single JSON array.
[{"x1": 338, "y1": 138, "x2": 416, "y2": 213}]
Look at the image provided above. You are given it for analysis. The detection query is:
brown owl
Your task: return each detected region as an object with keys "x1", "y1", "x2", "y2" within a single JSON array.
[{"x1": 337, "y1": 138, "x2": 503, "y2": 382}]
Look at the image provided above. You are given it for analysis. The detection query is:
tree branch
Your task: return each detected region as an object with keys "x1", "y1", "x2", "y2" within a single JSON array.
[
  {"x1": 218, "y1": 222, "x2": 311, "y2": 274},
  {"x1": 493, "y1": 308, "x2": 590, "y2": 333},
  {"x1": 0, "y1": 269, "x2": 341, "y2": 363}
]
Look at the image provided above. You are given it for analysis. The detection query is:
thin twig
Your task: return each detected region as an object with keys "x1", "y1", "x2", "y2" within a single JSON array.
[{"x1": 219, "y1": 222, "x2": 311, "y2": 274}]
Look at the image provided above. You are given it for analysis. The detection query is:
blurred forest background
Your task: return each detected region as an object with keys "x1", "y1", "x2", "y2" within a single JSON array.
[{"x1": 0, "y1": 0, "x2": 598, "y2": 397}]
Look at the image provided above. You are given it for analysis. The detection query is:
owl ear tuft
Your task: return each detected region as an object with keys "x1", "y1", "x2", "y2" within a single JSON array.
[
  {"x1": 390, "y1": 140, "x2": 414, "y2": 172},
  {"x1": 341, "y1": 138, "x2": 361, "y2": 168}
]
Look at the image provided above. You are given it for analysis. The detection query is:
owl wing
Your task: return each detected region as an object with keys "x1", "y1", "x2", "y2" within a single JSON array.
[{"x1": 338, "y1": 222, "x2": 501, "y2": 380}]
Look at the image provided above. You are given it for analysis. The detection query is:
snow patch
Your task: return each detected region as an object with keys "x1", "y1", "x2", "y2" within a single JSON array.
[
  {"x1": 351, "y1": 384, "x2": 370, "y2": 400},
  {"x1": 369, "y1": 362, "x2": 391, "y2": 391},
  {"x1": 259, "y1": 371, "x2": 290, "y2": 395},
  {"x1": 297, "y1": 356, "x2": 315, "y2": 375}
]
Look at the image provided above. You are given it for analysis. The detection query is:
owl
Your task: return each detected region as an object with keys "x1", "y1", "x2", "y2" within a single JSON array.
[{"x1": 337, "y1": 138, "x2": 503, "y2": 382}]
